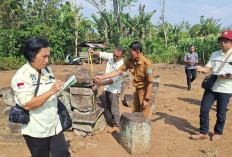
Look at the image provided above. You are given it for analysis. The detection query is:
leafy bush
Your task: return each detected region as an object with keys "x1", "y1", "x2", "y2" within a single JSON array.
[
  {"x1": 177, "y1": 36, "x2": 221, "y2": 64},
  {"x1": 0, "y1": 55, "x2": 26, "y2": 70}
]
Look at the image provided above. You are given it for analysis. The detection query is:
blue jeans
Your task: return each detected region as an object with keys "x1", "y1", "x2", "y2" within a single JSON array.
[{"x1": 200, "y1": 89, "x2": 231, "y2": 135}]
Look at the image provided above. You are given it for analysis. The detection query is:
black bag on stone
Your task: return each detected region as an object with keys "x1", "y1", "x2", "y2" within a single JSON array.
[
  {"x1": 201, "y1": 74, "x2": 218, "y2": 90},
  {"x1": 9, "y1": 70, "x2": 41, "y2": 124},
  {"x1": 57, "y1": 99, "x2": 72, "y2": 131}
]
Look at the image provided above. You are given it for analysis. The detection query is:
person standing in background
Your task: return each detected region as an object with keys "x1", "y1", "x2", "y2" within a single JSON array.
[{"x1": 184, "y1": 45, "x2": 198, "y2": 90}]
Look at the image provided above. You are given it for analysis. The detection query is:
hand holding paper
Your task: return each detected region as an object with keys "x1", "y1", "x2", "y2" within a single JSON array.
[{"x1": 56, "y1": 75, "x2": 77, "y2": 96}]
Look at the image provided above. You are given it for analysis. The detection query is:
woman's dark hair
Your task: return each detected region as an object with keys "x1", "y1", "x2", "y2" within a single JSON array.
[
  {"x1": 129, "y1": 41, "x2": 142, "y2": 52},
  {"x1": 24, "y1": 38, "x2": 49, "y2": 62}
]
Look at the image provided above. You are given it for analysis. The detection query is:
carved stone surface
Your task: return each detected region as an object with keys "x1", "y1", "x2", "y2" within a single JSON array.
[
  {"x1": 122, "y1": 71, "x2": 130, "y2": 78},
  {"x1": 92, "y1": 114, "x2": 107, "y2": 133},
  {"x1": 152, "y1": 82, "x2": 159, "y2": 93},
  {"x1": 121, "y1": 77, "x2": 130, "y2": 97},
  {"x1": 66, "y1": 68, "x2": 92, "y2": 87},
  {"x1": 5, "y1": 122, "x2": 22, "y2": 133},
  {"x1": 0, "y1": 133, "x2": 23, "y2": 141},
  {"x1": 122, "y1": 94, "x2": 134, "y2": 107},
  {"x1": 72, "y1": 123, "x2": 93, "y2": 133},
  {"x1": 94, "y1": 70, "x2": 104, "y2": 76},
  {"x1": 70, "y1": 87, "x2": 96, "y2": 112},
  {"x1": 0, "y1": 87, "x2": 15, "y2": 106},
  {"x1": 149, "y1": 93, "x2": 156, "y2": 116},
  {"x1": 73, "y1": 129, "x2": 88, "y2": 138},
  {"x1": 58, "y1": 91, "x2": 72, "y2": 110},
  {"x1": 70, "y1": 87, "x2": 93, "y2": 95},
  {"x1": 72, "y1": 106, "x2": 104, "y2": 124},
  {"x1": 70, "y1": 95, "x2": 93, "y2": 112},
  {"x1": 119, "y1": 112, "x2": 151, "y2": 155},
  {"x1": 4, "y1": 106, "x2": 11, "y2": 120},
  {"x1": 153, "y1": 75, "x2": 161, "y2": 82}
]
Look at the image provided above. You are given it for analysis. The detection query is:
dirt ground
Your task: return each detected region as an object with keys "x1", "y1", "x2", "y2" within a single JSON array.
[{"x1": 1, "y1": 62, "x2": 232, "y2": 157}]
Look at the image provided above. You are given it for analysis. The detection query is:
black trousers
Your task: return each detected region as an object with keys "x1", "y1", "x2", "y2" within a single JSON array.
[
  {"x1": 185, "y1": 69, "x2": 197, "y2": 87},
  {"x1": 23, "y1": 132, "x2": 70, "y2": 157}
]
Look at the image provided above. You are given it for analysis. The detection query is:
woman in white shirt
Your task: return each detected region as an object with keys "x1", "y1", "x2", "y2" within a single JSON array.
[{"x1": 11, "y1": 38, "x2": 70, "y2": 157}]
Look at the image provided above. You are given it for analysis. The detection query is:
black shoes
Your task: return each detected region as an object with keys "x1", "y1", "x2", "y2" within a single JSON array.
[{"x1": 187, "y1": 87, "x2": 191, "y2": 91}]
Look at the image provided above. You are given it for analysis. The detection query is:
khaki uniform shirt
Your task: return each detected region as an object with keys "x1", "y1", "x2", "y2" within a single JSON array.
[
  {"x1": 206, "y1": 48, "x2": 232, "y2": 94},
  {"x1": 118, "y1": 55, "x2": 153, "y2": 88},
  {"x1": 11, "y1": 62, "x2": 62, "y2": 138}
]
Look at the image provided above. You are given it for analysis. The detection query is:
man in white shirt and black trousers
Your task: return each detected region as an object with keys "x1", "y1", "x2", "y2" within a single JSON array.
[{"x1": 89, "y1": 46, "x2": 124, "y2": 133}]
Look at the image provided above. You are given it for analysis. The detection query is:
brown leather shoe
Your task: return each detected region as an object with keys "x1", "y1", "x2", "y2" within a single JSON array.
[
  {"x1": 107, "y1": 126, "x2": 120, "y2": 133},
  {"x1": 211, "y1": 134, "x2": 221, "y2": 141},
  {"x1": 190, "y1": 134, "x2": 209, "y2": 140}
]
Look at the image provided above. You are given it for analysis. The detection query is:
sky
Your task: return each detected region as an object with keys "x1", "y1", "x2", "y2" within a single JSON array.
[{"x1": 75, "y1": 0, "x2": 232, "y2": 28}]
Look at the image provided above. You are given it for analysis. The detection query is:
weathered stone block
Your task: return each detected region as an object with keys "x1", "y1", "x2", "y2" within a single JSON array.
[
  {"x1": 92, "y1": 114, "x2": 107, "y2": 132},
  {"x1": 119, "y1": 112, "x2": 151, "y2": 155},
  {"x1": 122, "y1": 94, "x2": 134, "y2": 107},
  {"x1": 70, "y1": 88, "x2": 94, "y2": 112},
  {"x1": 73, "y1": 129, "x2": 88, "y2": 138},
  {"x1": 5, "y1": 122, "x2": 21, "y2": 133},
  {"x1": 122, "y1": 71, "x2": 130, "y2": 78},
  {"x1": 72, "y1": 123, "x2": 93, "y2": 133},
  {"x1": 152, "y1": 82, "x2": 159, "y2": 93},
  {"x1": 153, "y1": 75, "x2": 160, "y2": 82},
  {"x1": 58, "y1": 91, "x2": 71, "y2": 110},
  {"x1": 0, "y1": 133, "x2": 23, "y2": 141},
  {"x1": 66, "y1": 68, "x2": 92, "y2": 87},
  {"x1": 121, "y1": 78, "x2": 130, "y2": 97},
  {"x1": 94, "y1": 70, "x2": 104, "y2": 76},
  {"x1": 4, "y1": 106, "x2": 11, "y2": 120},
  {"x1": 72, "y1": 105, "x2": 104, "y2": 124},
  {"x1": 149, "y1": 93, "x2": 156, "y2": 116},
  {"x1": 0, "y1": 87, "x2": 15, "y2": 106}
]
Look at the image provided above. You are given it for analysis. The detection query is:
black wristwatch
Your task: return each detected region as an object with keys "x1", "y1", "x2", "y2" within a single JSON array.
[{"x1": 144, "y1": 98, "x2": 150, "y2": 102}]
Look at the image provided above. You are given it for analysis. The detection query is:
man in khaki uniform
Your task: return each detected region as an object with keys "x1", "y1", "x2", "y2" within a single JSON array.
[{"x1": 93, "y1": 41, "x2": 153, "y2": 118}]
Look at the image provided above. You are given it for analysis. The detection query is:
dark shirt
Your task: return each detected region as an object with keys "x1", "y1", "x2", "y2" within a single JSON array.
[{"x1": 184, "y1": 52, "x2": 198, "y2": 69}]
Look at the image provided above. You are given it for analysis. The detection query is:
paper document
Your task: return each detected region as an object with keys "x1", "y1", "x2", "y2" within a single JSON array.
[{"x1": 56, "y1": 75, "x2": 77, "y2": 96}]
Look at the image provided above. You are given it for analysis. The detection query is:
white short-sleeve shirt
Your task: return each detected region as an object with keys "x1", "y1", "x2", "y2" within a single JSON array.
[
  {"x1": 11, "y1": 62, "x2": 62, "y2": 137},
  {"x1": 206, "y1": 49, "x2": 232, "y2": 93},
  {"x1": 99, "y1": 51, "x2": 124, "y2": 93}
]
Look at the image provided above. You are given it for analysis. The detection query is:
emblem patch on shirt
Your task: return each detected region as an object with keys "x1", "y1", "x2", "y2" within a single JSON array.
[
  {"x1": 17, "y1": 82, "x2": 25, "y2": 89},
  {"x1": 147, "y1": 68, "x2": 152, "y2": 74},
  {"x1": 30, "y1": 74, "x2": 37, "y2": 82}
]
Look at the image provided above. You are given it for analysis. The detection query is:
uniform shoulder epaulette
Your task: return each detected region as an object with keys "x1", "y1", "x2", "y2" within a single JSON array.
[
  {"x1": 19, "y1": 64, "x2": 30, "y2": 75},
  {"x1": 143, "y1": 56, "x2": 152, "y2": 65}
]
